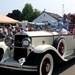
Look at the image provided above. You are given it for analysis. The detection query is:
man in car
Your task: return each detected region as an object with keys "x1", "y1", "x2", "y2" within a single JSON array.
[
  {"x1": 61, "y1": 26, "x2": 68, "y2": 34},
  {"x1": 56, "y1": 22, "x2": 68, "y2": 34}
]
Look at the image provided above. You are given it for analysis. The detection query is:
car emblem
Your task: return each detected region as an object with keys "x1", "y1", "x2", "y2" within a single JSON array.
[{"x1": 42, "y1": 40, "x2": 45, "y2": 44}]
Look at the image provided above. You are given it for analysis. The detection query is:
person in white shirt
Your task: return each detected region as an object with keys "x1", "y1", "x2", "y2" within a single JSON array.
[
  {"x1": 3, "y1": 25, "x2": 8, "y2": 35},
  {"x1": 56, "y1": 23, "x2": 68, "y2": 34},
  {"x1": 25, "y1": 26, "x2": 29, "y2": 31},
  {"x1": 61, "y1": 26, "x2": 68, "y2": 34}
]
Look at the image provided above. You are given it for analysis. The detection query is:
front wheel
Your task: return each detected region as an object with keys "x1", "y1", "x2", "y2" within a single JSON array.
[{"x1": 35, "y1": 53, "x2": 54, "y2": 75}]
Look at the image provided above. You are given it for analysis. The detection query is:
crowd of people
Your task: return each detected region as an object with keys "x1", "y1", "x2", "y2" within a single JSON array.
[{"x1": 0, "y1": 23, "x2": 35, "y2": 39}]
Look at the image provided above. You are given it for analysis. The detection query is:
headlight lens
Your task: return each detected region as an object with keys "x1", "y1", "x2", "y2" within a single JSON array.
[
  {"x1": 22, "y1": 38, "x2": 30, "y2": 47},
  {"x1": 5, "y1": 37, "x2": 12, "y2": 47}
]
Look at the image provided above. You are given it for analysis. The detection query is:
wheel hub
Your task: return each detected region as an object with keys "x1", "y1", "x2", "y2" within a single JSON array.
[
  {"x1": 46, "y1": 63, "x2": 51, "y2": 72},
  {"x1": 42, "y1": 58, "x2": 51, "y2": 75},
  {"x1": 58, "y1": 42, "x2": 64, "y2": 55}
]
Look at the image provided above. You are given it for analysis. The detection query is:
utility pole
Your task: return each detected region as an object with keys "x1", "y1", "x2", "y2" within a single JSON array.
[{"x1": 62, "y1": 4, "x2": 64, "y2": 16}]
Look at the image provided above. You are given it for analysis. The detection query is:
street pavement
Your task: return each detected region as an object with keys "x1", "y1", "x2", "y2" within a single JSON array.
[{"x1": 52, "y1": 58, "x2": 75, "y2": 75}]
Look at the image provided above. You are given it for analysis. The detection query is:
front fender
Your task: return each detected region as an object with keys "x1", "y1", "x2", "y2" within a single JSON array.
[
  {"x1": 0, "y1": 42, "x2": 10, "y2": 62},
  {"x1": 33, "y1": 44, "x2": 56, "y2": 53},
  {"x1": 33, "y1": 44, "x2": 68, "y2": 62},
  {"x1": 0, "y1": 42, "x2": 8, "y2": 53}
]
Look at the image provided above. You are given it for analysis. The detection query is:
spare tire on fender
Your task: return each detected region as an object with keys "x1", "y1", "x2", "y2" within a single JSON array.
[{"x1": 53, "y1": 37, "x2": 66, "y2": 56}]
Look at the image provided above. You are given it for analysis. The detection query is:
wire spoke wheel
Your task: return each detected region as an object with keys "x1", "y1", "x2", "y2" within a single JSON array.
[
  {"x1": 37, "y1": 53, "x2": 53, "y2": 75},
  {"x1": 53, "y1": 37, "x2": 66, "y2": 56},
  {"x1": 58, "y1": 42, "x2": 64, "y2": 55},
  {"x1": 42, "y1": 58, "x2": 51, "y2": 75}
]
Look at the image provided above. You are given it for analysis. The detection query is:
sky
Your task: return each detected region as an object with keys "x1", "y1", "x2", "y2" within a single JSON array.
[{"x1": 0, "y1": 0, "x2": 75, "y2": 16}]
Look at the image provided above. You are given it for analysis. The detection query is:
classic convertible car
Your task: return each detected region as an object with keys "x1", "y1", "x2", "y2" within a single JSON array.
[{"x1": 0, "y1": 26, "x2": 75, "y2": 75}]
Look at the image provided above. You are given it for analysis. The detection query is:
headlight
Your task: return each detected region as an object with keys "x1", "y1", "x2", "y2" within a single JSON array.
[
  {"x1": 22, "y1": 38, "x2": 30, "y2": 47},
  {"x1": 5, "y1": 37, "x2": 12, "y2": 47}
]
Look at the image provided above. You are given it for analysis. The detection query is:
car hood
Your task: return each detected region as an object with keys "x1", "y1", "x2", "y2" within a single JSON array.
[{"x1": 21, "y1": 31, "x2": 59, "y2": 37}]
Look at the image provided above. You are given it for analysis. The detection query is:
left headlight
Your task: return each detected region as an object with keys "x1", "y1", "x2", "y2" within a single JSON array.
[
  {"x1": 5, "y1": 37, "x2": 12, "y2": 47},
  {"x1": 22, "y1": 38, "x2": 31, "y2": 47}
]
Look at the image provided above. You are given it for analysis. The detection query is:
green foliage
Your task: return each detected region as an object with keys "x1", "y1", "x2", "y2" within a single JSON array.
[
  {"x1": 22, "y1": 3, "x2": 41, "y2": 21},
  {"x1": 7, "y1": 9, "x2": 23, "y2": 21},
  {"x1": 31, "y1": 9, "x2": 41, "y2": 21},
  {"x1": 7, "y1": 3, "x2": 41, "y2": 21}
]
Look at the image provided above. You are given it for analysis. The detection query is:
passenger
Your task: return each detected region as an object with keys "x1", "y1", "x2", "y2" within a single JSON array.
[
  {"x1": 62, "y1": 14, "x2": 69, "y2": 31},
  {"x1": 54, "y1": 14, "x2": 69, "y2": 31},
  {"x1": 56, "y1": 23, "x2": 68, "y2": 34},
  {"x1": 61, "y1": 26, "x2": 68, "y2": 34},
  {"x1": 73, "y1": 28, "x2": 75, "y2": 34}
]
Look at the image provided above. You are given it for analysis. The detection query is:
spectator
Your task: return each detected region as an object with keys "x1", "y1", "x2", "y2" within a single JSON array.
[
  {"x1": 3, "y1": 32, "x2": 7, "y2": 38},
  {"x1": 3, "y1": 25, "x2": 8, "y2": 35},
  {"x1": 8, "y1": 27, "x2": 13, "y2": 37},
  {"x1": 25, "y1": 26, "x2": 29, "y2": 31},
  {"x1": 20, "y1": 27, "x2": 25, "y2": 33},
  {"x1": 28, "y1": 25, "x2": 34, "y2": 31}
]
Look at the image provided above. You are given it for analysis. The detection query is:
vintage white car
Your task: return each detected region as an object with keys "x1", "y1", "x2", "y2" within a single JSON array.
[{"x1": 0, "y1": 28, "x2": 75, "y2": 75}]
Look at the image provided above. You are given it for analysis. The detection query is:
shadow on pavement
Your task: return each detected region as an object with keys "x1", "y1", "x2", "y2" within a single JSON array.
[{"x1": 52, "y1": 58, "x2": 75, "y2": 75}]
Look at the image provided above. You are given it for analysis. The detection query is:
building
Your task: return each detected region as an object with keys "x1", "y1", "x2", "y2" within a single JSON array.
[{"x1": 33, "y1": 11, "x2": 62, "y2": 25}]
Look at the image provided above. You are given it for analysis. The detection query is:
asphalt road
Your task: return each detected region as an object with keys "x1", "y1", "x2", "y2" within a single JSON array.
[
  {"x1": 0, "y1": 58, "x2": 75, "y2": 75},
  {"x1": 52, "y1": 58, "x2": 75, "y2": 75}
]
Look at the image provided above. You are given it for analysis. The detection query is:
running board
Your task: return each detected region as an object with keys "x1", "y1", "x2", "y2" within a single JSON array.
[{"x1": 64, "y1": 53, "x2": 75, "y2": 60}]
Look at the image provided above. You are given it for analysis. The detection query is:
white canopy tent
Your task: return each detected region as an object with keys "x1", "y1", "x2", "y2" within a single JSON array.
[{"x1": 0, "y1": 14, "x2": 19, "y2": 24}]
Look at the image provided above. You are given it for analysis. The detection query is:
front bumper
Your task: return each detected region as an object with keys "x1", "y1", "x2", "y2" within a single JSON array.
[{"x1": 0, "y1": 62, "x2": 37, "y2": 72}]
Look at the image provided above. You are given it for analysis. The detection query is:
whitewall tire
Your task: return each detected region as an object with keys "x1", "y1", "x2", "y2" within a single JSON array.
[{"x1": 37, "y1": 53, "x2": 54, "y2": 75}]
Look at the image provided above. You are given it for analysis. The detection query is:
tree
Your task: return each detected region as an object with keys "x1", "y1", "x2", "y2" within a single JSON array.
[
  {"x1": 22, "y1": 3, "x2": 41, "y2": 21},
  {"x1": 7, "y1": 9, "x2": 23, "y2": 21},
  {"x1": 22, "y1": 3, "x2": 33, "y2": 21},
  {"x1": 31, "y1": 9, "x2": 41, "y2": 21}
]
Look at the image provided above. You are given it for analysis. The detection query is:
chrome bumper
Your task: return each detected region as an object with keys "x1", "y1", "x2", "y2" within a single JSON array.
[{"x1": 0, "y1": 63, "x2": 37, "y2": 72}]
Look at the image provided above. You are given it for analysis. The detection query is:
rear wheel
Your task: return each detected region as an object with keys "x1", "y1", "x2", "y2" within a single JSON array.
[
  {"x1": 57, "y1": 40, "x2": 65, "y2": 55},
  {"x1": 53, "y1": 37, "x2": 66, "y2": 56},
  {"x1": 35, "y1": 53, "x2": 54, "y2": 75}
]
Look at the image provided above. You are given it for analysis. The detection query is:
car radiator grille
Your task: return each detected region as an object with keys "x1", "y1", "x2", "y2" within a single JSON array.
[
  {"x1": 14, "y1": 35, "x2": 28, "y2": 61},
  {"x1": 14, "y1": 48, "x2": 27, "y2": 61}
]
